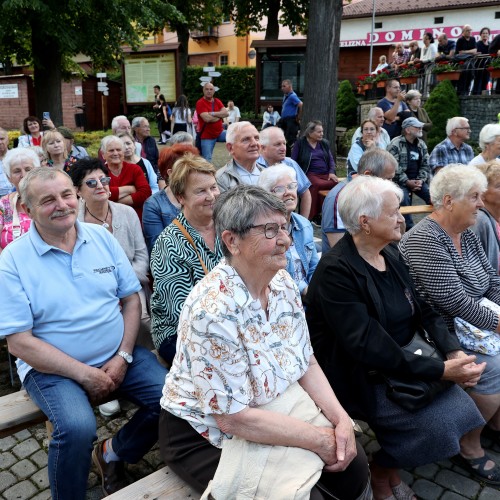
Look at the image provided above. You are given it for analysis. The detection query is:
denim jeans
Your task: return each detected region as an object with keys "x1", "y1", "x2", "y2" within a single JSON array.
[
  {"x1": 24, "y1": 346, "x2": 167, "y2": 500},
  {"x1": 401, "y1": 182, "x2": 431, "y2": 229},
  {"x1": 200, "y1": 130, "x2": 226, "y2": 162}
]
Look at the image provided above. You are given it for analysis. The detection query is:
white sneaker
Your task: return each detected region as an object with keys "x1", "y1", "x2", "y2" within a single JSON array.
[{"x1": 99, "y1": 400, "x2": 121, "y2": 417}]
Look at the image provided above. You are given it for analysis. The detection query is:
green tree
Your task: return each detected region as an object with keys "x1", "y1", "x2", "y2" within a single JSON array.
[
  {"x1": 336, "y1": 80, "x2": 359, "y2": 128},
  {"x1": 424, "y1": 80, "x2": 460, "y2": 152},
  {"x1": 0, "y1": 0, "x2": 181, "y2": 124},
  {"x1": 226, "y1": 0, "x2": 309, "y2": 40}
]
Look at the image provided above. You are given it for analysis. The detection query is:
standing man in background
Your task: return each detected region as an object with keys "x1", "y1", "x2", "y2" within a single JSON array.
[{"x1": 279, "y1": 79, "x2": 302, "y2": 153}]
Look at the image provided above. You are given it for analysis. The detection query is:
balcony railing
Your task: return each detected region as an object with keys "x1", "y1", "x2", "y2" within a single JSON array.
[{"x1": 191, "y1": 27, "x2": 219, "y2": 42}]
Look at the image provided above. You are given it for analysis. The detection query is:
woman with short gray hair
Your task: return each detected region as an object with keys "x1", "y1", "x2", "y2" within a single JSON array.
[
  {"x1": 470, "y1": 124, "x2": 500, "y2": 165},
  {"x1": 400, "y1": 164, "x2": 500, "y2": 485},
  {"x1": 406, "y1": 89, "x2": 432, "y2": 142},
  {"x1": 259, "y1": 164, "x2": 318, "y2": 297},
  {"x1": 307, "y1": 175, "x2": 486, "y2": 497}
]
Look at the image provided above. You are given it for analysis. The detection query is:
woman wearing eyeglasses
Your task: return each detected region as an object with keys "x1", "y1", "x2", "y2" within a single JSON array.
[
  {"x1": 258, "y1": 164, "x2": 318, "y2": 297},
  {"x1": 69, "y1": 158, "x2": 151, "y2": 417}
]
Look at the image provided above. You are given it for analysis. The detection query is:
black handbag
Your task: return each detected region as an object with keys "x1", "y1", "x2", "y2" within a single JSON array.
[{"x1": 383, "y1": 329, "x2": 453, "y2": 412}]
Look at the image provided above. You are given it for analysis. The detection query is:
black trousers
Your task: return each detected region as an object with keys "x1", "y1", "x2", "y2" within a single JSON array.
[{"x1": 159, "y1": 409, "x2": 369, "y2": 499}]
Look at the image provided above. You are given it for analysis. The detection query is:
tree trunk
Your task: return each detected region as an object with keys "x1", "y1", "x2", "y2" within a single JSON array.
[
  {"x1": 265, "y1": 0, "x2": 281, "y2": 40},
  {"x1": 176, "y1": 23, "x2": 190, "y2": 95},
  {"x1": 302, "y1": 0, "x2": 342, "y2": 153},
  {"x1": 31, "y1": 20, "x2": 63, "y2": 125}
]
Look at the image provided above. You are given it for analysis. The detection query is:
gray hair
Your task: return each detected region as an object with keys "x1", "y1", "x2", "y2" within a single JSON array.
[
  {"x1": 259, "y1": 126, "x2": 284, "y2": 147},
  {"x1": 166, "y1": 131, "x2": 195, "y2": 147},
  {"x1": 258, "y1": 164, "x2": 297, "y2": 192},
  {"x1": 131, "y1": 116, "x2": 147, "y2": 129},
  {"x1": 405, "y1": 90, "x2": 422, "y2": 101},
  {"x1": 19, "y1": 167, "x2": 71, "y2": 209},
  {"x1": 213, "y1": 185, "x2": 287, "y2": 259},
  {"x1": 430, "y1": 164, "x2": 487, "y2": 209},
  {"x1": 446, "y1": 117, "x2": 468, "y2": 136},
  {"x1": 367, "y1": 107, "x2": 384, "y2": 120},
  {"x1": 2, "y1": 148, "x2": 41, "y2": 178},
  {"x1": 226, "y1": 121, "x2": 254, "y2": 145},
  {"x1": 111, "y1": 115, "x2": 129, "y2": 132},
  {"x1": 479, "y1": 124, "x2": 500, "y2": 151},
  {"x1": 100, "y1": 135, "x2": 123, "y2": 154},
  {"x1": 358, "y1": 149, "x2": 397, "y2": 177},
  {"x1": 303, "y1": 120, "x2": 322, "y2": 139},
  {"x1": 339, "y1": 176, "x2": 403, "y2": 235}
]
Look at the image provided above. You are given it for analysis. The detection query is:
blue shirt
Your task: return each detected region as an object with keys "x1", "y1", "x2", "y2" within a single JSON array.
[
  {"x1": 0, "y1": 221, "x2": 140, "y2": 382},
  {"x1": 0, "y1": 159, "x2": 14, "y2": 196},
  {"x1": 282, "y1": 91, "x2": 302, "y2": 119},
  {"x1": 321, "y1": 182, "x2": 346, "y2": 254},
  {"x1": 256, "y1": 156, "x2": 311, "y2": 195}
]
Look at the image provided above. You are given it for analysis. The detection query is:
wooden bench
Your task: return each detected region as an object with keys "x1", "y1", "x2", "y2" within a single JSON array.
[
  {"x1": 399, "y1": 204, "x2": 433, "y2": 215},
  {"x1": 0, "y1": 389, "x2": 47, "y2": 438}
]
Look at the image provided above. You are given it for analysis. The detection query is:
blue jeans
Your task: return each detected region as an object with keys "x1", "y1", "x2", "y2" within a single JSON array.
[
  {"x1": 200, "y1": 131, "x2": 226, "y2": 162},
  {"x1": 23, "y1": 346, "x2": 167, "y2": 500},
  {"x1": 401, "y1": 182, "x2": 431, "y2": 229}
]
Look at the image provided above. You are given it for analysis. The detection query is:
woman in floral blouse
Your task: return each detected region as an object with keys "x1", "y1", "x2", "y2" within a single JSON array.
[{"x1": 158, "y1": 185, "x2": 370, "y2": 499}]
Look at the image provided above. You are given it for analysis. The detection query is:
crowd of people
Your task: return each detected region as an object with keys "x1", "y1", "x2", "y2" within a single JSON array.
[{"x1": 2, "y1": 66, "x2": 500, "y2": 500}]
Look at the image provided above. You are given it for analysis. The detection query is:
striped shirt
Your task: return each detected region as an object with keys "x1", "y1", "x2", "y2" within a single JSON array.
[{"x1": 399, "y1": 217, "x2": 500, "y2": 334}]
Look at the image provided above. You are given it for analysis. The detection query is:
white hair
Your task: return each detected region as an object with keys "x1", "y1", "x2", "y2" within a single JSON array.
[
  {"x1": 259, "y1": 126, "x2": 284, "y2": 147},
  {"x1": 111, "y1": 115, "x2": 129, "y2": 132},
  {"x1": 479, "y1": 124, "x2": 500, "y2": 151},
  {"x1": 100, "y1": 135, "x2": 123, "y2": 154},
  {"x1": 446, "y1": 117, "x2": 468, "y2": 136},
  {"x1": 258, "y1": 164, "x2": 297, "y2": 192},
  {"x1": 226, "y1": 121, "x2": 255, "y2": 145},
  {"x1": 2, "y1": 148, "x2": 41, "y2": 178},
  {"x1": 430, "y1": 164, "x2": 487, "y2": 209}
]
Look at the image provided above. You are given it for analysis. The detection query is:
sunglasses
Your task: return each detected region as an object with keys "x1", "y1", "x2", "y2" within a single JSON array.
[{"x1": 85, "y1": 176, "x2": 111, "y2": 188}]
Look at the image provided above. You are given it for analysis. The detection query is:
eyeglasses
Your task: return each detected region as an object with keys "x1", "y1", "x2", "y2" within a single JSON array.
[
  {"x1": 85, "y1": 176, "x2": 111, "y2": 188},
  {"x1": 271, "y1": 182, "x2": 298, "y2": 195},
  {"x1": 248, "y1": 222, "x2": 289, "y2": 239},
  {"x1": 455, "y1": 127, "x2": 471, "y2": 131}
]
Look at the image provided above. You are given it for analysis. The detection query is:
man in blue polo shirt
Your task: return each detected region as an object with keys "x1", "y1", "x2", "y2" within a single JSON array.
[
  {"x1": 279, "y1": 79, "x2": 303, "y2": 152},
  {"x1": 0, "y1": 168, "x2": 166, "y2": 499}
]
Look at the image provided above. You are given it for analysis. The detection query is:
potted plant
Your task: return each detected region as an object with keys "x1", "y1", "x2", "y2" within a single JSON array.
[
  {"x1": 357, "y1": 74, "x2": 375, "y2": 90},
  {"x1": 374, "y1": 69, "x2": 391, "y2": 87},
  {"x1": 487, "y1": 55, "x2": 500, "y2": 80},
  {"x1": 432, "y1": 60, "x2": 461, "y2": 81},
  {"x1": 399, "y1": 63, "x2": 420, "y2": 84}
]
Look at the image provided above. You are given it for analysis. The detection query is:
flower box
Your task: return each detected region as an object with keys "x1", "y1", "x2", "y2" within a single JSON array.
[
  {"x1": 436, "y1": 71, "x2": 461, "y2": 81},
  {"x1": 400, "y1": 76, "x2": 418, "y2": 85}
]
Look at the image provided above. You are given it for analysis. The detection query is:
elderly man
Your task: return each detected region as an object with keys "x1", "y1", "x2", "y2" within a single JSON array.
[
  {"x1": 57, "y1": 126, "x2": 89, "y2": 160},
  {"x1": 225, "y1": 100, "x2": 241, "y2": 127},
  {"x1": 216, "y1": 121, "x2": 262, "y2": 192},
  {"x1": 456, "y1": 25, "x2": 478, "y2": 95},
  {"x1": 195, "y1": 82, "x2": 228, "y2": 162},
  {"x1": 351, "y1": 107, "x2": 391, "y2": 148},
  {"x1": 0, "y1": 127, "x2": 13, "y2": 196},
  {"x1": 257, "y1": 126, "x2": 312, "y2": 218},
  {"x1": 429, "y1": 117, "x2": 474, "y2": 173},
  {"x1": 387, "y1": 117, "x2": 431, "y2": 228},
  {"x1": 111, "y1": 115, "x2": 141, "y2": 156},
  {"x1": 0, "y1": 168, "x2": 166, "y2": 499},
  {"x1": 377, "y1": 80, "x2": 411, "y2": 140},
  {"x1": 390, "y1": 43, "x2": 411, "y2": 70},
  {"x1": 279, "y1": 79, "x2": 303, "y2": 152},
  {"x1": 437, "y1": 33, "x2": 456, "y2": 59},
  {"x1": 321, "y1": 149, "x2": 397, "y2": 251}
]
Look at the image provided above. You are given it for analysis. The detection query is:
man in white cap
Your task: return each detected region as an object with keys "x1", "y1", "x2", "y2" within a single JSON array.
[{"x1": 387, "y1": 116, "x2": 431, "y2": 228}]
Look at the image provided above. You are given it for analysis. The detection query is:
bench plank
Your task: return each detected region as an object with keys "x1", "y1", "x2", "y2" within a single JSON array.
[
  {"x1": 107, "y1": 466, "x2": 200, "y2": 499},
  {"x1": 0, "y1": 389, "x2": 47, "y2": 438},
  {"x1": 400, "y1": 205, "x2": 433, "y2": 215}
]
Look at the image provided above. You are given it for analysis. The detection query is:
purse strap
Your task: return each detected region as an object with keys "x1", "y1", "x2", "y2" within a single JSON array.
[{"x1": 172, "y1": 218, "x2": 209, "y2": 275}]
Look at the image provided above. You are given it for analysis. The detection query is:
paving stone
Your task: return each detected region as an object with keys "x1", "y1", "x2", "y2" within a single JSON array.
[
  {"x1": 12, "y1": 438, "x2": 40, "y2": 459},
  {"x1": 413, "y1": 463, "x2": 440, "y2": 480},
  {"x1": 478, "y1": 486, "x2": 500, "y2": 499},
  {"x1": 30, "y1": 450, "x2": 48, "y2": 468},
  {"x1": 0, "y1": 452, "x2": 16, "y2": 469},
  {"x1": 2, "y1": 479, "x2": 38, "y2": 500},
  {"x1": 412, "y1": 478, "x2": 444, "y2": 500},
  {"x1": 31, "y1": 466, "x2": 49, "y2": 489},
  {"x1": 10, "y1": 458, "x2": 37, "y2": 480},
  {"x1": 0, "y1": 471, "x2": 16, "y2": 493},
  {"x1": 142, "y1": 449, "x2": 163, "y2": 469},
  {"x1": 441, "y1": 492, "x2": 469, "y2": 500},
  {"x1": 12, "y1": 429, "x2": 31, "y2": 441},
  {"x1": 435, "y1": 469, "x2": 481, "y2": 498},
  {"x1": 399, "y1": 469, "x2": 414, "y2": 486},
  {"x1": 31, "y1": 490, "x2": 52, "y2": 500},
  {"x1": 0, "y1": 437, "x2": 16, "y2": 453}
]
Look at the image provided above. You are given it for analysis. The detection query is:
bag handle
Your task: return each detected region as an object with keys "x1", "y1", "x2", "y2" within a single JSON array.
[{"x1": 172, "y1": 218, "x2": 209, "y2": 275}]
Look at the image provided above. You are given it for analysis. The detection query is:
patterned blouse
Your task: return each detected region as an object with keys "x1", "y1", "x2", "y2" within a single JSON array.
[
  {"x1": 150, "y1": 212, "x2": 223, "y2": 350},
  {"x1": 161, "y1": 263, "x2": 313, "y2": 448},
  {"x1": 0, "y1": 195, "x2": 32, "y2": 249},
  {"x1": 399, "y1": 217, "x2": 500, "y2": 333}
]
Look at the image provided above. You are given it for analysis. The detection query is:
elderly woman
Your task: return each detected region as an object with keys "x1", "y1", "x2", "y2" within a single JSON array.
[
  {"x1": 405, "y1": 90, "x2": 432, "y2": 142},
  {"x1": 69, "y1": 158, "x2": 151, "y2": 417},
  {"x1": 471, "y1": 161, "x2": 500, "y2": 272},
  {"x1": 159, "y1": 185, "x2": 370, "y2": 499},
  {"x1": 0, "y1": 148, "x2": 40, "y2": 253},
  {"x1": 258, "y1": 164, "x2": 318, "y2": 297},
  {"x1": 291, "y1": 120, "x2": 338, "y2": 223},
  {"x1": 42, "y1": 130, "x2": 78, "y2": 172},
  {"x1": 306, "y1": 175, "x2": 486, "y2": 498},
  {"x1": 100, "y1": 135, "x2": 152, "y2": 221},
  {"x1": 470, "y1": 124, "x2": 500, "y2": 165},
  {"x1": 400, "y1": 164, "x2": 500, "y2": 485},
  {"x1": 347, "y1": 119, "x2": 378, "y2": 180},
  {"x1": 142, "y1": 144, "x2": 198, "y2": 254},
  {"x1": 150, "y1": 153, "x2": 223, "y2": 364},
  {"x1": 118, "y1": 132, "x2": 159, "y2": 194}
]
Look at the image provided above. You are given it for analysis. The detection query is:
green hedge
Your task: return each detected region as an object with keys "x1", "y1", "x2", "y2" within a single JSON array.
[
  {"x1": 336, "y1": 81, "x2": 359, "y2": 128},
  {"x1": 183, "y1": 66, "x2": 256, "y2": 114}
]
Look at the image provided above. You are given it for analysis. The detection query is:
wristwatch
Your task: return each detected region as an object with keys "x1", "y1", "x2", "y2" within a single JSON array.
[{"x1": 117, "y1": 350, "x2": 133, "y2": 364}]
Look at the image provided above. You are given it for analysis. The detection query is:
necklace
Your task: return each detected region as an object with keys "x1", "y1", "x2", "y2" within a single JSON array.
[{"x1": 86, "y1": 205, "x2": 110, "y2": 229}]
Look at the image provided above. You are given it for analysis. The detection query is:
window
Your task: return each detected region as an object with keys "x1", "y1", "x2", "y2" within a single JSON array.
[
  {"x1": 260, "y1": 53, "x2": 305, "y2": 100},
  {"x1": 434, "y1": 17, "x2": 444, "y2": 24},
  {"x1": 219, "y1": 54, "x2": 228, "y2": 66},
  {"x1": 374, "y1": 22, "x2": 382, "y2": 29},
  {"x1": 495, "y1": 11, "x2": 500, "y2": 19}
]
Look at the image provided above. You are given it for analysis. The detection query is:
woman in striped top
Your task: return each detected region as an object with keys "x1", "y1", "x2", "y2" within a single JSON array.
[{"x1": 400, "y1": 164, "x2": 500, "y2": 486}]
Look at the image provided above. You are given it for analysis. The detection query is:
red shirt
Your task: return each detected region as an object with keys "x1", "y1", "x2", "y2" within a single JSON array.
[
  {"x1": 195, "y1": 97, "x2": 225, "y2": 139},
  {"x1": 108, "y1": 161, "x2": 152, "y2": 221}
]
